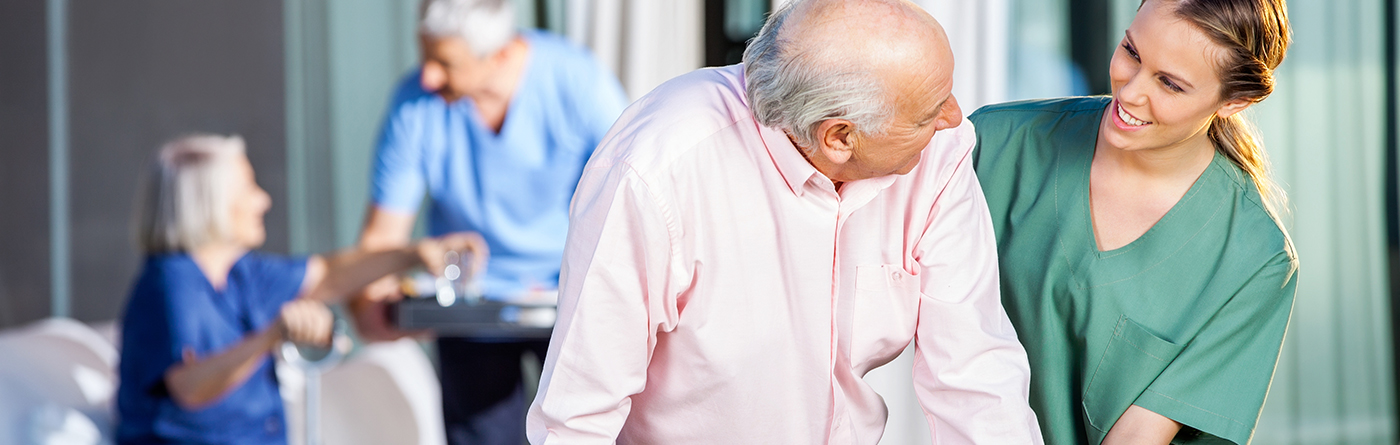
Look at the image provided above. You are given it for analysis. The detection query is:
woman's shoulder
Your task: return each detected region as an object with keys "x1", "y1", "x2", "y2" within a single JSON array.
[
  {"x1": 969, "y1": 96, "x2": 1106, "y2": 156},
  {"x1": 235, "y1": 251, "x2": 309, "y2": 275},
  {"x1": 969, "y1": 96, "x2": 1110, "y2": 127},
  {"x1": 134, "y1": 253, "x2": 196, "y2": 284},
  {"x1": 969, "y1": 97, "x2": 1107, "y2": 179},
  {"x1": 124, "y1": 253, "x2": 202, "y2": 311},
  {"x1": 232, "y1": 251, "x2": 310, "y2": 293},
  {"x1": 1204, "y1": 157, "x2": 1298, "y2": 268}
]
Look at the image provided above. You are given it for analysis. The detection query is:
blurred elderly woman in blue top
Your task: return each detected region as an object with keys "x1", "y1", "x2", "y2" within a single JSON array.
[{"x1": 117, "y1": 134, "x2": 478, "y2": 444}]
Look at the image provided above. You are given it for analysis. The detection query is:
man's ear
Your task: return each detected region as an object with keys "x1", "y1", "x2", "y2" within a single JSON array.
[
  {"x1": 1215, "y1": 97, "x2": 1253, "y2": 120},
  {"x1": 817, "y1": 119, "x2": 855, "y2": 165}
]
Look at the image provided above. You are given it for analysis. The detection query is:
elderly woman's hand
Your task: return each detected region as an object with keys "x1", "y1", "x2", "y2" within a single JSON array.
[{"x1": 276, "y1": 299, "x2": 334, "y2": 347}]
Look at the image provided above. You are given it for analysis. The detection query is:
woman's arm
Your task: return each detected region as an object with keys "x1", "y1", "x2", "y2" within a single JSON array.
[
  {"x1": 1102, "y1": 405, "x2": 1182, "y2": 445},
  {"x1": 164, "y1": 299, "x2": 332, "y2": 409},
  {"x1": 301, "y1": 231, "x2": 487, "y2": 304}
]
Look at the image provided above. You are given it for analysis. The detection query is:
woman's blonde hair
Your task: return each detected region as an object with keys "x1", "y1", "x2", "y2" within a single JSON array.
[
  {"x1": 135, "y1": 134, "x2": 246, "y2": 254},
  {"x1": 1161, "y1": 0, "x2": 1292, "y2": 214}
]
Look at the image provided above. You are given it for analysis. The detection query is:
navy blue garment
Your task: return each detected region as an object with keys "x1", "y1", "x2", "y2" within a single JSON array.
[{"x1": 117, "y1": 252, "x2": 307, "y2": 445}]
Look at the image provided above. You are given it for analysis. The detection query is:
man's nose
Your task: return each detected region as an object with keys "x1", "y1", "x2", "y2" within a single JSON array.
[{"x1": 936, "y1": 96, "x2": 963, "y2": 130}]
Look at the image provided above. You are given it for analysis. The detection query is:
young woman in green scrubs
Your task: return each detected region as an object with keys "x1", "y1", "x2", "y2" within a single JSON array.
[{"x1": 969, "y1": 0, "x2": 1296, "y2": 443}]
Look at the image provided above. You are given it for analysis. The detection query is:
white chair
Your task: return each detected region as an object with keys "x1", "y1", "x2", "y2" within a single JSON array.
[
  {"x1": 0, "y1": 318, "x2": 119, "y2": 445},
  {"x1": 281, "y1": 338, "x2": 445, "y2": 445}
]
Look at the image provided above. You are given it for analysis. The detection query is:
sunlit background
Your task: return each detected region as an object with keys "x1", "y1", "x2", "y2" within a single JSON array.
[{"x1": 0, "y1": 0, "x2": 1394, "y2": 443}]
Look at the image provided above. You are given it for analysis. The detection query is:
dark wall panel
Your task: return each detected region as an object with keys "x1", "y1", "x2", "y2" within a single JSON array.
[
  {"x1": 67, "y1": 0, "x2": 287, "y2": 322},
  {"x1": 0, "y1": 2, "x2": 54, "y2": 328}
]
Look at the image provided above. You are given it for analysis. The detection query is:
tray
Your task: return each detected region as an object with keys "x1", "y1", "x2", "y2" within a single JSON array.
[{"x1": 391, "y1": 298, "x2": 556, "y2": 340}]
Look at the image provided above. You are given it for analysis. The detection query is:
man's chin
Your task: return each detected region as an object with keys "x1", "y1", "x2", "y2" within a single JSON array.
[{"x1": 894, "y1": 162, "x2": 920, "y2": 176}]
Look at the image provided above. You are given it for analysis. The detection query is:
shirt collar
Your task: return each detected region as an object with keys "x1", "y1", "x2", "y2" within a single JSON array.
[{"x1": 755, "y1": 121, "x2": 827, "y2": 197}]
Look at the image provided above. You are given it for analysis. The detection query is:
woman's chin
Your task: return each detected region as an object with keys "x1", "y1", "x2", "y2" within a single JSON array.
[{"x1": 239, "y1": 232, "x2": 266, "y2": 250}]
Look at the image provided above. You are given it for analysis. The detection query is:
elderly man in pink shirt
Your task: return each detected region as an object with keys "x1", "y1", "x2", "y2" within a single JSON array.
[{"x1": 527, "y1": 0, "x2": 1043, "y2": 443}]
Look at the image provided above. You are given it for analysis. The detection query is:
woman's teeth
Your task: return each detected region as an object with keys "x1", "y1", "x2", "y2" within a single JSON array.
[{"x1": 1118, "y1": 104, "x2": 1149, "y2": 126}]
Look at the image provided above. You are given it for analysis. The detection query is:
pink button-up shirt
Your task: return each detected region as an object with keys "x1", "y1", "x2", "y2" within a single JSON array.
[{"x1": 527, "y1": 64, "x2": 1042, "y2": 444}]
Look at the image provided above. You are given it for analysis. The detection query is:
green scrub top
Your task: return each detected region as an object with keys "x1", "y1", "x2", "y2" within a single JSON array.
[{"x1": 968, "y1": 97, "x2": 1298, "y2": 445}]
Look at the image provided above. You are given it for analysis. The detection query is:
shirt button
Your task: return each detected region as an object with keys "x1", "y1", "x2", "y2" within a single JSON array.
[{"x1": 891, "y1": 271, "x2": 901, "y2": 280}]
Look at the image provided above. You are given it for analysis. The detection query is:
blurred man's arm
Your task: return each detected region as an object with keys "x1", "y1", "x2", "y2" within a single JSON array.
[
  {"x1": 354, "y1": 77, "x2": 435, "y2": 342},
  {"x1": 348, "y1": 206, "x2": 419, "y2": 342}
]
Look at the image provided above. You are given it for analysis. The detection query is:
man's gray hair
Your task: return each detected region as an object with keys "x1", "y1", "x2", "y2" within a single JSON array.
[
  {"x1": 420, "y1": 0, "x2": 517, "y2": 58},
  {"x1": 135, "y1": 134, "x2": 245, "y2": 254},
  {"x1": 742, "y1": 1, "x2": 893, "y2": 150}
]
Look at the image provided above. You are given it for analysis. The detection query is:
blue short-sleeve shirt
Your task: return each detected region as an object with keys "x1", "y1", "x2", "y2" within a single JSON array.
[
  {"x1": 116, "y1": 251, "x2": 308, "y2": 445},
  {"x1": 371, "y1": 29, "x2": 629, "y2": 299}
]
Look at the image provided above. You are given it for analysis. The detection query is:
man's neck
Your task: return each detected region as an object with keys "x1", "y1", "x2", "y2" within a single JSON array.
[
  {"x1": 470, "y1": 38, "x2": 529, "y2": 133},
  {"x1": 788, "y1": 133, "x2": 845, "y2": 191}
]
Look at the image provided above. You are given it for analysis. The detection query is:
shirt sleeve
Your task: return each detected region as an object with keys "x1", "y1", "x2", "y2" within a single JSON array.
[
  {"x1": 526, "y1": 162, "x2": 682, "y2": 444},
  {"x1": 911, "y1": 133, "x2": 1045, "y2": 444},
  {"x1": 370, "y1": 74, "x2": 429, "y2": 215},
  {"x1": 1133, "y1": 253, "x2": 1297, "y2": 444}
]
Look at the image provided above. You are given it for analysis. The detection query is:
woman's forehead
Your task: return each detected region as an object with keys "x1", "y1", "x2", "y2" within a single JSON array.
[{"x1": 1130, "y1": 2, "x2": 1226, "y2": 85}]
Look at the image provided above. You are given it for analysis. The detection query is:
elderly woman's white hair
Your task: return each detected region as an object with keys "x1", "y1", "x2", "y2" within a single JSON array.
[
  {"x1": 135, "y1": 134, "x2": 246, "y2": 254},
  {"x1": 742, "y1": 1, "x2": 894, "y2": 151},
  {"x1": 420, "y1": 0, "x2": 517, "y2": 57}
]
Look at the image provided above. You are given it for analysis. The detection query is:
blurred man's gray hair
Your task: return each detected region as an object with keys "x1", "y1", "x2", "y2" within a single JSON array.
[
  {"x1": 136, "y1": 134, "x2": 245, "y2": 253},
  {"x1": 420, "y1": 0, "x2": 517, "y2": 57},
  {"x1": 742, "y1": 1, "x2": 894, "y2": 151}
]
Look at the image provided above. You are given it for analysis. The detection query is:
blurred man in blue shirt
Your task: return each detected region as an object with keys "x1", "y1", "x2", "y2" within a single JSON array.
[{"x1": 349, "y1": 0, "x2": 629, "y2": 443}]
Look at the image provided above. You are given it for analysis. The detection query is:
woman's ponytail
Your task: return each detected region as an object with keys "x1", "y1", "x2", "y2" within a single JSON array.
[{"x1": 1170, "y1": 0, "x2": 1292, "y2": 216}]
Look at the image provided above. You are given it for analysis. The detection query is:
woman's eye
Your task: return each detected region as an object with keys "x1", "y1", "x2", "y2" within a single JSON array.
[
  {"x1": 1160, "y1": 77, "x2": 1184, "y2": 93},
  {"x1": 1122, "y1": 43, "x2": 1140, "y2": 62}
]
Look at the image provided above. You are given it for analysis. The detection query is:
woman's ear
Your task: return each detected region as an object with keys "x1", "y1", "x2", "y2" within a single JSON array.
[
  {"x1": 1215, "y1": 98, "x2": 1253, "y2": 120},
  {"x1": 817, "y1": 119, "x2": 855, "y2": 165}
]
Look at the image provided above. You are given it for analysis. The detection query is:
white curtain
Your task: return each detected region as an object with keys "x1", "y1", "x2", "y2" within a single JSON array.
[{"x1": 564, "y1": 0, "x2": 705, "y2": 100}]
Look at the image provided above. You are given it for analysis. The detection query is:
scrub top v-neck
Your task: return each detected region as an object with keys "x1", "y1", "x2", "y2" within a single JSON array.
[{"x1": 969, "y1": 97, "x2": 1297, "y2": 445}]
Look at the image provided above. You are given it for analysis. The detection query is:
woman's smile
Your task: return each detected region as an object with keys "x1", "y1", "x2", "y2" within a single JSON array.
[{"x1": 1114, "y1": 100, "x2": 1152, "y2": 128}]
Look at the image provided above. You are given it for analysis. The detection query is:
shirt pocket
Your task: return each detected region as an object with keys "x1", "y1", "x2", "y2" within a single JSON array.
[
  {"x1": 852, "y1": 264, "x2": 921, "y2": 367},
  {"x1": 1082, "y1": 315, "x2": 1185, "y2": 434}
]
